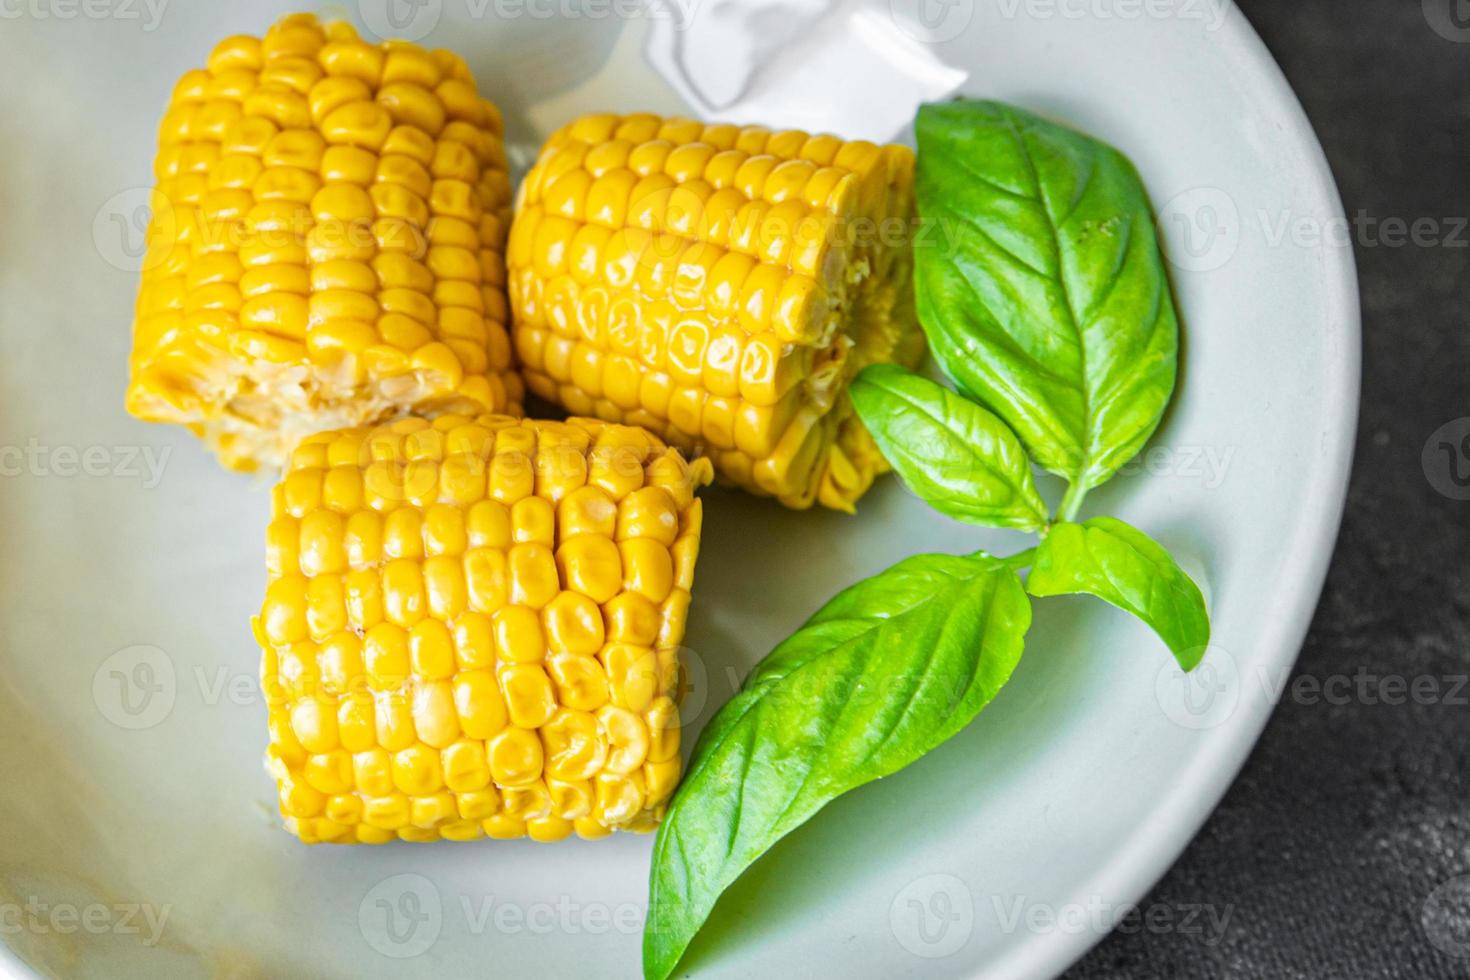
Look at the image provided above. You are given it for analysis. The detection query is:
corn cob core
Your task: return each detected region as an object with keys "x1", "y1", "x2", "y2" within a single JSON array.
[
  {"x1": 126, "y1": 14, "x2": 522, "y2": 472},
  {"x1": 508, "y1": 112, "x2": 925, "y2": 511},
  {"x1": 256, "y1": 414, "x2": 711, "y2": 844}
]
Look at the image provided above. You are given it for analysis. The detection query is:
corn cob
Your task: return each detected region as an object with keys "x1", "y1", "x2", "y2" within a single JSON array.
[
  {"x1": 507, "y1": 112, "x2": 924, "y2": 511},
  {"x1": 257, "y1": 414, "x2": 710, "y2": 844},
  {"x1": 125, "y1": 14, "x2": 522, "y2": 472}
]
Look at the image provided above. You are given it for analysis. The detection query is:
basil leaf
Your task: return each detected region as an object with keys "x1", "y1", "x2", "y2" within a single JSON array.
[
  {"x1": 914, "y1": 98, "x2": 1179, "y2": 492},
  {"x1": 644, "y1": 552, "x2": 1032, "y2": 980},
  {"x1": 1027, "y1": 516, "x2": 1208, "y2": 669},
  {"x1": 850, "y1": 363, "x2": 1048, "y2": 531}
]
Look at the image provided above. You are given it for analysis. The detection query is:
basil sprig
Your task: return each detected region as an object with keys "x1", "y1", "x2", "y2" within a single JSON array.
[
  {"x1": 644, "y1": 553, "x2": 1030, "y2": 980},
  {"x1": 644, "y1": 98, "x2": 1211, "y2": 980},
  {"x1": 914, "y1": 99, "x2": 1179, "y2": 517},
  {"x1": 1029, "y1": 517, "x2": 1209, "y2": 669},
  {"x1": 849, "y1": 364, "x2": 1048, "y2": 530}
]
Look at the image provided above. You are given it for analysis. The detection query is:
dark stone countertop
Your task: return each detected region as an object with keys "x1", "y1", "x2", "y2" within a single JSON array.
[{"x1": 1068, "y1": 1, "x2": 1470, "y2": 977}]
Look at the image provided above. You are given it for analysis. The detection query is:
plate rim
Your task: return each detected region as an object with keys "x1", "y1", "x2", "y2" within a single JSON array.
[{"x1": 0, "y1": 6, "x2": 1360, "y2": 980}]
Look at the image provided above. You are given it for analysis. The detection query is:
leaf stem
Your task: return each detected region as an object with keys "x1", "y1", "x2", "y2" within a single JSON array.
[
  {"x1": 1056, "y1": 482, "x2": 1089, "y2": 523},
  {"x1": 1001, "y1": 547, "x2": 1036, "y2": 571}
]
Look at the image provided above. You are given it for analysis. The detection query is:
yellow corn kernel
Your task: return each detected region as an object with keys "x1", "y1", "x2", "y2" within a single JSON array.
[
  {"x1": 645, "y1": 695, "x2": 681, "y2": 763},
  {"x1": 601, "y1": 643, "x2": 660, "y2": 712},
  {"x1": 500, "y1": 664, "x2": 558, "y2": 729},
  {"x1": 259, "y1": 415, "x2": 709, "y2": 842},
  {"x1": 603, "y1": 592, "x2": 661, "y2": 646},
  {"x1": 508, "y1": 542, "x2": 560, "y2": 608},
  {"x1": 319, "y1": 632, "x2": 364, "y2": 696},
  {"x1": 593, "y1": 771, "x2": 646, "y2": 826},
  {"x1": 502, "y1": 780, "x2": 553, "y2": 822},
  {"x1": 509, "y1": 112, "x2": 921, "y2": 509},
  {"x1": 619, "y1": 538, "x2": 674, "y2": 603},
  {"x1": 354, "y1": 748, "x2": 394, "y2": 797},
  {"x1": 547, "y1": 777, "x2": 593, "y2": 819},
  {"x1": 541, "y1": 707, "x2": 605, "y2": 780},
  {"x1": 488, "y1": 726, "x2": 544, "y2": 786},
  {"x1": 458, "y1": 786, "x2": 500, "y2": 821},
  {"x1": 442, "y1": 739, "x2": 491, "y2": 793},
  {"x1": 542, "y1": 590, "x2": 605, "y2": 656},
  {"x1": 555, "y1": 534, "x2": 622, "y2": 604},
  {"x1": 547, "y1": 654, "x2": 610, "y2": 712},
  {"x1": 126, "y1": 14, "x2": 522, "y2": 473},
  {"x1": 526, "y1": 816, "x2": 575, "y2": 843},
  {"x1": 338, "y1": 697, "x2": 375, "y2": 753},
  {"x1": 392, "y1": 743, "x2": 443, "y2": 795},
  {"x1": 599, "y1": 705, "x2": 651, "y2": 774},
  {"x1": 483, "y1": 814, "x2": 527, "y2": 839}
]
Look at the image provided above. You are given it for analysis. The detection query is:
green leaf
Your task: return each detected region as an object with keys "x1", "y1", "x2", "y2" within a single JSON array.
[
  {"x1": 849, "y1": 363, "x2": 1048, "y2": 531},
  {"x1": 914, "y1": 98, "x2": 1179, "y2": 492},
  {"x1": 1027, "y1": 516, "x2": 1209, "y2": 669},
  {"x1": 643, "y1": 552, "x2": 1032, "y2": 980}
]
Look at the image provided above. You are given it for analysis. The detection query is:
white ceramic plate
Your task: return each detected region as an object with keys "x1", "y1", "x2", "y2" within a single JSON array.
[{"x1": 0, "y1": 2, "x2": 1356, "y2": 978}]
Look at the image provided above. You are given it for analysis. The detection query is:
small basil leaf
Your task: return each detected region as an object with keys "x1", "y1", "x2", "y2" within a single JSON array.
[
  {"x1": 850, "y1": 363, "x2": 1048, "y2": 531},
  {"x1": 1027, "y1": 516, "x2": 1209, "y2": 669},
  {"x1": 914, "y1": 98, "x2": 1179, "y2": 491},
  {"x1": 644, "y1": 552, "x2": 1032, "y2": 980}
]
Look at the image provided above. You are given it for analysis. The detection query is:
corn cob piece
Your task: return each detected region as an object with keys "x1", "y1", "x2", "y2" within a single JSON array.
[
  {"x1": 508, "y1": 112, "x2": 924, "y2": 511},
  {"x1": 256, "y1": 414, "x2": 711, "y2": 844},
  {"x1": 125, "y1": 14, "x2": 522, "y2": 472}
]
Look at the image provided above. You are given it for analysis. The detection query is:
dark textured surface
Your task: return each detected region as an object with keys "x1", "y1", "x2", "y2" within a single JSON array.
[{"x1": 1067, "y1": 1, "x2": 1470, "y2": 977}]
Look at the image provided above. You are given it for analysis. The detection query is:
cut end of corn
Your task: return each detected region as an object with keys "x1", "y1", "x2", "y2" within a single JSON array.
[
  {"x1": 257, "y1": 413, "x2": 710, "y2": 844},
  {"x1": 508, "y1": 111, "x2": 924, "y2": 511},
  {"x1": 126, "y1": 13, "x2": 522, "y2": 472}
]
